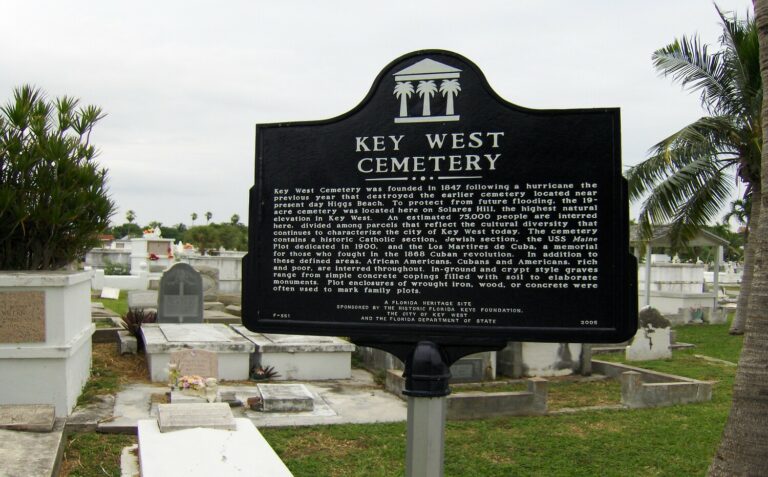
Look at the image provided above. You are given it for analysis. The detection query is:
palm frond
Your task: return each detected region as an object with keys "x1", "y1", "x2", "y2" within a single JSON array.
[{"x1": 653, "y1": 36, "x2": 728, "y2": 114}]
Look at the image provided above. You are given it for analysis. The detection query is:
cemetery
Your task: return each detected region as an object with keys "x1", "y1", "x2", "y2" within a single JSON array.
[
  {"x1": 0, "y1": 20, "x2": 763, "y2": 476},
  {"x1": 0, "y1": 237, "x2": 737, "y2": 476}
]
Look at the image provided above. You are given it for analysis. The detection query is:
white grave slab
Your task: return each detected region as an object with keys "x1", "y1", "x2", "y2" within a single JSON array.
[
  {"x1": 258, "y1": 384, "x2": 314, "y2": 412},
  {"x1": 626, "y1": 326, "x2": 672, "y2": 361},
  {"x1": 231, "y1": 325, "x2": 354, "y2": 380},
  {"x1": 162, "y1": 324, "x2": 229, "y2": 342},
  {"x1": 142, "y1": 324, "x2": 254, "y2": 382},
  {"x1": 157, "y1": 403, "x2": 235, "y2": 432},
  {"x1": 138, "y1": 418, "x2": 293, "y2": 476},
  {"x1": 100, "y1": 287, "x2": 120, "y2": 300}
]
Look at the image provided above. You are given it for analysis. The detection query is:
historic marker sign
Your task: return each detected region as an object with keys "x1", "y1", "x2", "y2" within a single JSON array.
[{"x1": 243, "y1": 50, "x2": 636, "y2": 344}]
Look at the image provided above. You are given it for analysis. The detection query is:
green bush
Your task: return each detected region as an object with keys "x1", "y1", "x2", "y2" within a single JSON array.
[
  {"x1": 0, "y1": 85, "x2": 114, "y2": 270},
  {"x1": 103, "y1": 260, "x2": 130, "y2": 276}
]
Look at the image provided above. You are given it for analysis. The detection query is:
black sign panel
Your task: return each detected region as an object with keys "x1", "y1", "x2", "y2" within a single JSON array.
[{"x1": 243, "y1": 50, "x2": 636, "y2": 344}]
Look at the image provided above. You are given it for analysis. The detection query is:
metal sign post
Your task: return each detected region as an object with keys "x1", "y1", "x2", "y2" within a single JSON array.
[{"x1": 403, "y1": 341, "x2": 451, "y2": 477}]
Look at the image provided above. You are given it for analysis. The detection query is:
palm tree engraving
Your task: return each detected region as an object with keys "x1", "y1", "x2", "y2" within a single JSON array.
[
  {"x1": 393, "y1": 82, "x2": 415, "y2": 117},
  {"x1": 439, "y1": 79, "x2": 461, "y2": 115},
  {"x1": 416, "y1": 80, "x2": 438, "y2": 116}
]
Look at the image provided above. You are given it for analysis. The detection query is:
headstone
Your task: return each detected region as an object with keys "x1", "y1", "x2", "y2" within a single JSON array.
[
  {"x1": 169, "y1": 349, "x2": 218, "y2": 379},
  {"x1": 156, "y1": 403, "x2": 235, "y2": 432},
  {"x1": 0, "y1": 291, "x2": 45, "y2": 343},
  {"x1": 256, "y1": 384, "x2": 314, "y2": 412},
  {"x1": 100, "y1": 287, "x2": 120, "y2": 300},
  {"x1": 195, "y1": 266, "x2": 219, "y2": 301},
  {"x1": 626, "y1": 306, "x2": 672, "y2": 361},
  {"x1": 127, "y1": 290, "x2": 158, "y2": 309},
  {"x1": 450, "y1": 358, "x2": 484, "y2": 383},
  {"x1": 0, "y1": 404, "x2": 55, "y2": 432},
  {"x1": 158, "y1": 263, "x2": 203, "y2": 323}
]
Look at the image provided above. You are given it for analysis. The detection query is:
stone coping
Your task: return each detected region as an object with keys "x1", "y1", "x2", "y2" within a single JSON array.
[
  {"x1": 636, "y1": 291, "x2": 716, "y2": 299},
  {"x1": 231, "y1": 325, "x2": 355, "y2": 353},
  {"x1": 0, "y1": 270, "x2": 93, "y2": 287},
  {"x1": 142, "y1": 324, "x2": 255, "y2": 354}
]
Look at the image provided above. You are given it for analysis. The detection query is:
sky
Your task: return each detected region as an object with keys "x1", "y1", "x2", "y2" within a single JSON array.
[{"x1": 0, "y1": 0, "x2": 755, "y2": 227}]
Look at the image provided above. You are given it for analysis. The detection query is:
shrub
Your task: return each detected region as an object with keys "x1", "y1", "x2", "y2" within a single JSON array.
[
  {"x1": 121, "y1": 307, "x2": 157, "y2": 350},
  {"x1": 103, "y1": 260, "x2": 130, "y2": 276},
  {"x1": 0, "y1": 85, "x2": 115, "y2": 270}
]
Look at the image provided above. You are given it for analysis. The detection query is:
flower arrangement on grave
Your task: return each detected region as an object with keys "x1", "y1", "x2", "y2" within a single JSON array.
[
  {"x1": 176, "y1": 375, "x2": 207, "y2": 398},
  {"x1": 148, "y1": 253, "x2": 159, "y2": 261}
]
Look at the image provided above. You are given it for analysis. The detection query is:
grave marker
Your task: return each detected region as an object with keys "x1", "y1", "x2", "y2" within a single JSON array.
[
  {"x1": 158, "y1": 263, "x2": 203, "y2": 323},
  {"x1": 0, "y1": 291, "x2": 45, "y2": 343},
  {"x1": 157, "y1": 403, "x2": 235, "y2": 432},
  {"x1": 169, "y1": 349, "x2": 218, "y2": 379}
]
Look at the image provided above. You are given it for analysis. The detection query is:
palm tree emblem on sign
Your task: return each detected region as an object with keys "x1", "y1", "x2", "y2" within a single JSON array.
[
  {"x1": 440, "y1": 79, "x2": 461, "y2": 115},
  {"x1": 394, "y1": 82, "x2": 415, "y2": 117},
  {"x1": 392, "y1": 58, "x2": 462, "y2": 123},
  {"x1": 416, "y1": 80, "x2": 438, "y2": 116}
]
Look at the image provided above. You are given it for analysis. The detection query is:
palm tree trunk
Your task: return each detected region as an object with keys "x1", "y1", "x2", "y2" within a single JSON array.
[
  {"x1": 400, "y1": 95, "x2": 409, "y2": 117},
  {"x1": 446, "y1": 94, "x2": 455, "y2": 115},
  {"x1": 708, "y1": 0, "x2": 768, "y2": 472},
  {"x1": 423, "y1": 95, "x2": 431, "y2": 116},
  {"x1": 729, "y1": 185, "x2": 760, "y2": 334}
]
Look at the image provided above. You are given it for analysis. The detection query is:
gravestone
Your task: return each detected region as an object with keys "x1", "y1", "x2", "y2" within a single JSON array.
[
  {"x1": 0, "y1": 291, "x2": 46, "y2": 343},
  {"x1": 158, "y1": 263, "x2": 203, "y2": 323},
  {"x1": 157, "y1": 403, "x2": 235, "y2": 432},
  {"x1": 256, "y1": 384, "x2": 314, "y2": 412},
  {"x1": 169, "y1": 349, "x2": 218, "y2": 379},
  {"x1": 626, "y1": 306, "x2": 672, "y2": 361},
  {"x1": 194, "y1": 266, "x2": 219, "y2": 302},
  {"x1": 127, "y1": 290, "x2": 158, "y2": 309},
  {"x1": 0, "y1": 404, "x2": 55, "y2": 432},
  {"x1": 100, "y1": 287, "x2": 120, "y2": 300}
]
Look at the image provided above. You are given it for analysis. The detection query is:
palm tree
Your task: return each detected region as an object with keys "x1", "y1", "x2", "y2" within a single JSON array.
[
  {"x1": 416, "y1": 80, "x2": 438, "y2": 116},
  {"x1": 394, "y1": 82, "x2": 415, "y2": 117},
  {"x1": 439, "y1": 79, "x2": 461, "y2": 115},
  {"x1": 205, "y1": 211, "x2": 212, "y2": 224},
  {"x1": 191, "y1": 212, "x2": 198, "y2": 225},
  {"x1": 723, "y1": 197, "x2": 751, "y2": 237},
  {"x1": 230, "y1": 214, "x2": 240, "y2": 226},
  {"x1": 625, "y1": 7, "x2": 761, "y2": 335},
  {"x1": 709, "y1": 3, "x2": 768, "y2": 472},
  {"x1": 126, "y1": 210, "x2": 136, "y2": 224}
]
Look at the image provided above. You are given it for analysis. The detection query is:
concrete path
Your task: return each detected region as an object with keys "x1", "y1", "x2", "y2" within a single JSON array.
[
  {"x1": 0, "y1": 419, "x2": 65, "y2": 477},
  {"x1": 100, "y1": 369, "x2": 407, "y2": 432}
]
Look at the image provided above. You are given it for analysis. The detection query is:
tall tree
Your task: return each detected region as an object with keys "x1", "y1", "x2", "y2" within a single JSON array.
[
  {"x1": 230, "y1": 214, "x2": 240, "y2": 226},
  {"x1": 205, "y1": 211, "x2": 212, "y2": 224},
  {"x1": 191, "y1": 212, "x2": 198, "y2": 225},
  {"x1": 625, "y1": 7, "x2": 761, "y2": 334},
  {"x1": 126, "y1": 210, "x2": 136, "y2": 224},
  {"x1": 709, "y1": 1, "x2": 768, "y2": 472}
]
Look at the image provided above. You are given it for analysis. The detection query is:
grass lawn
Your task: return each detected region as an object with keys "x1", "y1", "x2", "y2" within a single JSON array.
[
  {"x1": 93, "y1": 290, "x2": 129, "y2": 317},
  {"x1": 62, "y1": 324, "x2": 742, "y2": 477}
]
